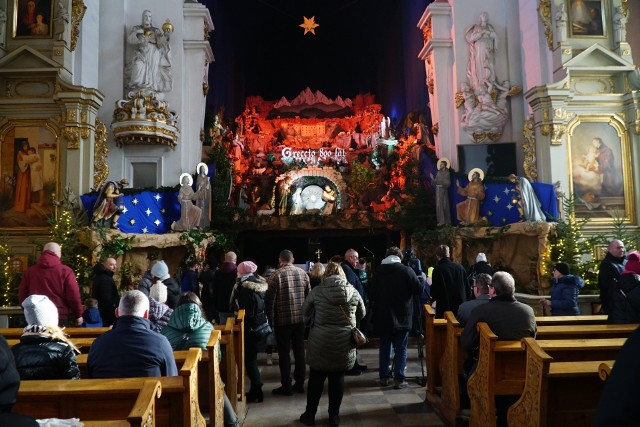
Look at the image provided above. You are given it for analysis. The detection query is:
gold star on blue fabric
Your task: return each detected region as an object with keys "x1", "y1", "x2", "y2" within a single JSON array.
[{"x1": 299, "y1": 16, "x2": 319, "y2": 35}]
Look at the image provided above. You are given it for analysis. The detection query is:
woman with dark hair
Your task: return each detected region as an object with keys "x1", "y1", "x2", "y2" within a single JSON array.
[
  {"x1": 161, "y1": 292, "x2": 212, "y2": 350},
  {"x1": 540, "y1": 262, "x2": 584, "y2": 316}
]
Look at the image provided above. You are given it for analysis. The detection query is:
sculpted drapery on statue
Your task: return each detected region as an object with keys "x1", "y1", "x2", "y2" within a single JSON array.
[
  {"x1": 465, "y1": 12, "x2": 497, "y2": 94},
  {"x1": 125, "y1": 10, "x2": 172, "y2": 93}
]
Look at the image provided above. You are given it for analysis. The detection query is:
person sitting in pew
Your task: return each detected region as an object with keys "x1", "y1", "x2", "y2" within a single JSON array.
[
  {"x1": 457, "y1": 273, "x2": 492, "y2": 326},
  {"x1": 147, "y1": 281, "x2": 173, "y2": 333},
  {"x1": 161, "y1": 292, "x2": 213, "y2": 350},
  {"x1": 87, "y1": 290, "x2": 178, "y2": 378},
  {"x1": 460, "y1": 271, "x2": 536, "y2": 427},
  {"x1": 0, "y1": 335, "x2": 38, "y2": 426},
  {"x1": 12, "y1": 295, "x2": 80, "y2": 380}
]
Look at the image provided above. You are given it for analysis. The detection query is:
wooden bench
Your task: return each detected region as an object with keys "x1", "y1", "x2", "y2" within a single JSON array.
[
  {"x1": 232, "y1": 310, "x2": 246, "y2": 413},
  {"x1": 598, "y1": 361, "x2": 614, "y2": 381},
  {"x1": 508, "y1": 337, "x2": 615, "y2": 427},
  {"x1": 424, "y1": 304, "x2": 447, "y2": 407},
  {"x1": 534, "y1": 315, "x2": 608, "y2": 325},
  {"x1": 15, "y1": 347, "x2": 206, "y2": 427},
  {"x1": 214, "y1": 317, "x2": 238, "y2": 413},
  {"x1": 8, "y1": 337, "x2": 96, "y2": 353},
  {"x1": 467, "y1": 323, "x2": 626, "y2": 427},
  {"x1": 0, "y1": 327, "x2": 110, "y2": 339}
]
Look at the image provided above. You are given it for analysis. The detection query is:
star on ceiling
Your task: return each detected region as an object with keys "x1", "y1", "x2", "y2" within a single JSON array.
[{"x1": 299, "y1": 16, "x2": 319, "y2": 35}]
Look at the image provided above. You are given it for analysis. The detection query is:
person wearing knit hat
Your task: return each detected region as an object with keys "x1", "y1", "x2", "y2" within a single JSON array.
[
  {"x1": 608, "y1": 252, "x2": 640, "y2": 324},
  {"x1": 149, "y1": 281, "x2": 168, "y2": 304},
  {"x1": 540, "y1": 262, "x2": 584, "y2": 316},
  {"x1": 150, "y1": 260, "x2": 180, "y2": 309},
  {"x1": 12, "y1": 295, "x2": 80, "y2": 380},
  {"x1": 237, "y1": 261, "x2": 258, "y2": 276},
  {"x1": 147, "y1": 282, "x2": 173, "y2": 333}
]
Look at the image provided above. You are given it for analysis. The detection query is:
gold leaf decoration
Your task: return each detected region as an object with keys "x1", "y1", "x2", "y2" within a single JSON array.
[
  {"x1": 71, "y1": 0, "x2": 87, "y2": 52},
  {"x1": 537, "y1": 0, "x2": 553, "y2": 50},
  {"x1": 93, "y1": 118, "x2": 109, "y2": 190},
  {"x1": 523, "y1": 115, "x2": 538, "y2": 181}
]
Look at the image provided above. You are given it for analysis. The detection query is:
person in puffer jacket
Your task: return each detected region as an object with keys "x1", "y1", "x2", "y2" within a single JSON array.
[
  {"x1": 299, "y1": 262, "x2": 365, "y2": 427},
  {"x1": 540, "y1": 262, "x2": 584, "y2": 316},
  {"x1": 161, "y1": 292, "x2": 213, "y2": 350},
  {"x1": 147, "y1": 281, "x2": 173, "y2": 333},
  {"x1": 12, "y1": 295, "x2": 80, "y2": 380}
]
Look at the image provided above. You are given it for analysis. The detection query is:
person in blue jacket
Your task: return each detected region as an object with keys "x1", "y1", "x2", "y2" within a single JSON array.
[{"x1": 540, "y1": 262, "x2": 584, "y2": 315}]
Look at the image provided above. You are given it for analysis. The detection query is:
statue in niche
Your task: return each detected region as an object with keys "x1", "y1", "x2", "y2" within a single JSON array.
[
  {"x1": 321, "y1": 185, "x2": 336, "y2": 215},
  {"x1": 195, "y1": 163, "x2": 211, "y2": 228},
  {"x1": 430, "y1": 158, "x2": 452, "y2": 226},
  {"x1": 465, "y1": 12, "x2": 497, "y2": 94},
  {"x1": 456, "y1": 168, "x2": 486, "y2": 226},
  {"x1": 290, "y1": 187, "x2": 304, "y2": 215},
  {"x1": 509, "y1": 174, "x2": 546, "y2": 222},
  {"x1": 555, "y1": 2, "x2": 568, "y2": 44},
  {"x1": 276, "y1": 176, "x2": 291, "y2": 216},
  {"x1": 172, "y1": 173, "x2": 201, "y2": 231},
  {"x1": 613, "y1": 6, "x2": 627, "y2": 43},
  {"x1": 125, "y1": 9, "x2": 173, "y2": 93},
  {"x1": 53, "y1": 0, "x2": 69, "y2": 42}
]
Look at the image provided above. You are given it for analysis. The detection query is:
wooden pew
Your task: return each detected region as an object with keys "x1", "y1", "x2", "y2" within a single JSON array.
[
  {"x1": 232, "y1": 310, "x2": 246, "y2": 414},
  {"x1": 598, "y1": 361, "x2": 614, "y2": 381},
  {"x1": 0, "y1": 327, "x2": 110, "y2": 339},
  {"x1": 8, "y1": 337, "x2": 95, "y2": 353},
  {"x1": 508, "y1": 338, "x2": 615, "y2": 427},
  {"x1": 214, "y1": 317, "x2": 238, "y2": 412},
  {"x1": 467, "y1": 323, "x2": 626, "y2": 427},
  {"x1": 424, "y1": 304, "x2": 447, "y2": 407},
  {"x1": 534, "y1": 315, "x2": 608, "y2": 325},
  {"x1": 15, "y1": 348, "x2": 206, "y2": 427}
]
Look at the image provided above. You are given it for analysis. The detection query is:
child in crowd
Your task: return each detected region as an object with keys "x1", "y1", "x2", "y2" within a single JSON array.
[{"x1": 82, "y1": 298, "x2": 103, "y2": 328}]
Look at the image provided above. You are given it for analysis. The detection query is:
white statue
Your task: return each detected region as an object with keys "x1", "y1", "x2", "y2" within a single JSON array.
[
  {"x1": 290, "y1": 187, "x2": 304, "y2": 215},
  {"x1": 125, "y1": 10, "x2": 173, "y2": 93},
  {"x1": 53, "y1": 0, "x2": 69, "y2": 42},
  {"x1": 555, "y1": 2, "x2": 567, "y2": 44},
  {"x1": 195, "y1": 163, "x2": 211, "y2": 228},
  {"x1": 465, "y1": 12, "x2": 497, "y2": 94},
  {"x1": 172, "y1": 173, "x2": 202, "y2": 231},
  {"x1": 614, "y1": 6, "x2": 627, "y2": 43},
  {"x1": 0, "y1": 8, "x2": 6, "y2": 48}
]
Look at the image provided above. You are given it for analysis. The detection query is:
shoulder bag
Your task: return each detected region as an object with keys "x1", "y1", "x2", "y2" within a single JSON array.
[{"x1": 339, "y1": 304, "x2": 368, "y2": 347}]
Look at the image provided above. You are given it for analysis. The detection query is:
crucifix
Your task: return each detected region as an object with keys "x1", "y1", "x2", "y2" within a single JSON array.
[{"x1": 315, "y1": 248, "x2": 322, "y2": 262}]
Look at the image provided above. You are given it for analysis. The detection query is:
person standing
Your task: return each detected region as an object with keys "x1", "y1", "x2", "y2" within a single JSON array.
[
  {"x1": 91, "y1": 257, "x2": 119, "y2": 327},
  {"x1": 201, "y1": 251, "x2": 237, "y2": 324},
  {"x1": 340, "y1": 248, "x2": 367, "y2": 374},
  {"x1": 299, "y1": 262, "x2": 365, "y2": 426},
  {"x1": 150, "y1": 260, "x2": 180, "y2": 309},
  {"x1": 606, "y1": 252, "x2": 640, "y2": 324},
  {"x1": 598, "y1": 239, "x2": 626, "y2": 315},
  {"x1": 180, "y1": 260, "x2": 200, "y2": 295},
  {"x1": 457, "y1": 273, "x2": 492, "y2": 326},
  {"x1": 138, "y1": 259, "x2": 159, "y2": 296},
  {"x1": 466, "y1": 253, "x2": 494, "y2": 290},
  {"x1": 370, "y1": 247, "x2": 423, "y2": 389},
  {"x1": 540, "y1": 263, "x2": 584, "y2": 316},
  {"x1": 430, "y1": 245, "x2": 469, "y2": 318},
  {"x1": 18, "y1": 242, "x2": 83, "y2": 327},
  {"x1": 265, "y1": 249, "x2": 310, "y2": 396}
]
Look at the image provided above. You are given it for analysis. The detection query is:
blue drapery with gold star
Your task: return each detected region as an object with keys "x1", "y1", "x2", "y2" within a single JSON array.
[
  {"x1": 451, "y1": 178, "x2": 558, "y2": 226},
  {"x1": 81, "y1": 191, "x2": 181, "y2": 234}
]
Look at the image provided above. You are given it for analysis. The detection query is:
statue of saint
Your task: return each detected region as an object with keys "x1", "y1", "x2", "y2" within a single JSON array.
[
  {"x1": 290, "y1": 187, "x2": 304, "y2": 215},
  {"x1": 509, "y1": 174, "x2": 546, "y2": 222},
  {"x1": 430, "y1": 158, "x2": 452, "y2": 226},
  {"x1": 172, "y1": 173, "x2": 201, "y2": 231},
  {"x1": 465, "y1": 12, "x2": 497, "y2": 93},
  {"x1": 555, "y1": 2, "x2": 568, "y2": 44},
  {"x1": 53, "y1": 0, "x2": 69, "y2": 42},
  {"x1": 125, "y1": 10, "x2": 172, "y2": 93},
  {"x1": 456, "y1": 168, "x2": 486, "y2": 225},
  {"x1": 195, "y1": 163, "x2": 211, "y2": 228},
  {"x1": 92, "y1": 179, "x2": 128, "y2": 228},
  {"x1": 613, "y1": 6, "x2": 627, "y2": 43},
  {"x1": 321, "y1": 185, "x2": 336, "y2": 215}
]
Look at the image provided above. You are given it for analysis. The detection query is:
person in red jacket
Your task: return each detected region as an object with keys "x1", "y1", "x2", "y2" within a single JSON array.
[{"x1": 18, "y1": 242, "x2": 83, "y2": 327}]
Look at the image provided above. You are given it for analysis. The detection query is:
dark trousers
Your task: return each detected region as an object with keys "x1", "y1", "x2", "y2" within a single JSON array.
[
  {"x1": 244, "y1": 333, "x2": 261, "y2": 390},
  {"x1": 305, "y1": 368, "x2": 345, "y2": 417},
  {"x1": 275, "y1": 322, "x2": 306, "y2": 386}
]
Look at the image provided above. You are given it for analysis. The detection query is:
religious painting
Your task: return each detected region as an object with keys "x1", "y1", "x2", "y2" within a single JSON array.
[
  {"x1": 13, "y1": 0, "x2": 54, "y2": 38},
  {"x1": 568, "y1": 0, "x2": 606, "y2": 37},
  {"x1": 567, "y1": 116, "x2": 633, "y2": 222},
  {"x1": 0, "y1": 126, "x2": 58, "y2": 229}
]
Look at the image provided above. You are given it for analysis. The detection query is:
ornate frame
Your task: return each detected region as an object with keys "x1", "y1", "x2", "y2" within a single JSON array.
[
  {"x1": 566, "y1": 114, "x2": 634, "y2": 223},
  {"x1": 13, "y1": 0, "x2": 54, "y2": 38},
  {"x1": 567, "y1": 0, "x2": 607, "y2": 38}
]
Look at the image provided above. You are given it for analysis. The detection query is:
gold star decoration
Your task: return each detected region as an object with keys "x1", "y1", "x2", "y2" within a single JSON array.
[{"x1": 299, "y1": 16, "x2": 319, "y2": 35}]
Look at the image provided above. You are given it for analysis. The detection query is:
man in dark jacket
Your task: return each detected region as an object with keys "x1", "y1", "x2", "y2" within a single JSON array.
[
  {"x1": 88, "y1": 290, "x2": 177, "y2": 378},
  {"x1": 91, "y1": 257, "x2": 120, "y2": 327},
  {"x1": 201, "y1": 251, "x2": 237, "y2": 324},
  {"x1": 0, "y1": 335, "x2": 38, "y2": 426},
  {"x1": 466, "y1": 252, "x2": 494, "y2": 290},
  {"x1": 150, "y1": 260, "x2": 180, "y2": 309},
  {"x1": 430, "y1": 245, "x2": 469, "y2": 318},
  {"x1": 598, "y1": 239, "x2": 626, "y2": 314},
  {"x1": 370, "y1": 247, "x2": 423, "y2": 389},
  {"x1": 341, "y1": 248, "x2": 368, "y2": 374},
  {"x1": 18, "y1": 242, "x2": 83, "y2": 327}
]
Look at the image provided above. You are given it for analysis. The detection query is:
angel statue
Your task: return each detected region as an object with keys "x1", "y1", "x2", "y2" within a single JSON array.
[
  {"x1": 172, "y1": 173, "x2": 201, "y2": 231},
  {"x1": 92, "y1": 179, "x2": 128, "y2": 228},
  {"x1": 456, "y1": 168, "x2": 486, "y2": 225}
]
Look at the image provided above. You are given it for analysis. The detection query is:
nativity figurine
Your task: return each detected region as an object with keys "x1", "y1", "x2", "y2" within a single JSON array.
[
  {"x1": 431, "y1": 158, "x2": 452, "y2": 226},
  {"x1": 456, "y1": 168, "x2": 486, "y2": 225},
  {"x1": 171, "y1": 173, "x2": 201, "y2": 231},
  {"x1": 509, "y1": 174, "x2": 546, "y2": 221}
]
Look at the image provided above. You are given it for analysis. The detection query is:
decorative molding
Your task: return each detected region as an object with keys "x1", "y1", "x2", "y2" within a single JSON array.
[
  {"x1": 80, "y1": 126, "x2": 90, "y2": 139},
  {"x1": 562, "y1": 48, "x2": 571, "y2": 55},
  {"x1": 422, "y1": 17, "x2": 432, "y2": 44},
  {"x1": 71, "y1": 0, "x2": 87, "y2": 52},
  {"x1": 432, "y1": 122, "x2": 439, "y2": 136},
  {"x1": 523, "y1": 115, "x2": 538, "y2": 181},
  {"x1": 93, "y1": 118, "x2": 109, "y2": 190},
  {"x1": 427, "y1": 77, "x2": 434, "y2": 95},
  {"x1": 622, "y1": 0, "x2": 629, "y2": 17},
  {"x1": 540, "y1": 123, "x2": 551, "y2": 136},
  {"x1": 62, "y1": 126, "x2": 80, "y2": 149},
  {"x1": 202, "y1": 82, "x2": 209, "y2": 96},
  {"x1": 454, "y1": 91, "x2": 465, "y2": 109},
  {"x1": 537, "y1": 0, "x2": 553, "y2": 50},
  {"x1": 550, "y1": 124, "x2": 566, "y2": 145}
]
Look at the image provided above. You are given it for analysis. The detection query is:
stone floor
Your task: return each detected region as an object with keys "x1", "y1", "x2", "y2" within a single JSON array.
[{"x1": 240, "y1": 345, "x2": 447, "y2": 427}]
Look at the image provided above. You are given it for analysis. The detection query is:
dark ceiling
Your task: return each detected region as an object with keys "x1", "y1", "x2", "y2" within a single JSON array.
[{"x1": 201, "y1": 0, "x2": 431, "y2": 120}]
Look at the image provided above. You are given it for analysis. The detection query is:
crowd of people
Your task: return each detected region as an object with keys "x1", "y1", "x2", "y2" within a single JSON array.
[{"x1": 3, "y1": 238, "x2": 640, "y2": 425}]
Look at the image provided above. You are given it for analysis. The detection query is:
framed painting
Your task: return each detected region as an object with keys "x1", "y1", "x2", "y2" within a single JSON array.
[
  {"x1": 13, "y1": 0, "x2": 54, "y2": 38},
  {"x1": 0, "y1": 125, "x2": 59, "y2": 229},
  {"x1": 567, "y1": 115, "x2": 633, "y2": 222},
  {"x1": 568, "y1": 0, "x2": 606, "y2": 37}
]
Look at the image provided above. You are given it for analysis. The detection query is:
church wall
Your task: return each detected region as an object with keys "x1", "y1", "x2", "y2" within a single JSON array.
[{"x1": 72, "y1": 0, "x2": 99, "y2": 89}]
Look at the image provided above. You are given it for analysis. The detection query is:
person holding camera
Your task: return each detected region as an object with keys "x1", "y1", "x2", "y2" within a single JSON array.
[{"x1": 370, "y1": 247, "x2": 424, "y2": 389}]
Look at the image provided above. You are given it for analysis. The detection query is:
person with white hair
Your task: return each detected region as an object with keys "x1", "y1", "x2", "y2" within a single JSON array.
[
  {"x1": 466, "y1": 252, "x2": 494, "y2": 291},
  {"x1": 18, "y1": 242, "x2": 83, "y2": 327},
  {"x1": 87, "y1": 290, "x2": 177, "y2": 378}
]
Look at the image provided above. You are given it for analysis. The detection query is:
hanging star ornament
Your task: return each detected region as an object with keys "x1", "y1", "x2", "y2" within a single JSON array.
[{"x1": 299, "y1": 16, "x2": 319, "y2": 35}]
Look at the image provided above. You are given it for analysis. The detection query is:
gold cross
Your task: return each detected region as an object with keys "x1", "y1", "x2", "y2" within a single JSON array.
[{"x1": 315, "y1": 248, "x2": 322, "y2": 262}]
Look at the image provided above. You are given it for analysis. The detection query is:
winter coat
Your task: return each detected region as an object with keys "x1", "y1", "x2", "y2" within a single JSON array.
[
  {"x1": 82, "y1": 307, "x2": 103, "y2": 327},
  {"x1": 608, "y1": 273, "x2": 640, "y2": 324},
  {"x1": 88, "y1": 315, "x2": 177, "y2": 378},
  {"x1": 431, "y1": 257, "x2": 470, "y2": 318},
  {"x1": 341, "y1": 261, "x2": 367, "y2": 304},
  {"x1": 549, "y1": 274, "x2": 584, "y2": 316},
  {"x1": 18, "y1": 250, "x2": 83, "y2": 322},
  {"x1": 201, "y1": 262, "x2": 237, "y2": 319},
  {"x1": 148, "y1": 297, "x2": 173, "y2": 333},
  {"x1": 91, "y1": 263, "x2": 120, "y2": 327},
  {"x1": 161, "y1": 303, "x2": 214, "y2": 350},
  {"x1": 303, "y1": 274, "x2": 365, "y2": 372},
  {"x1": 180, "y1": 270, "x2": 200, "y2": 294},
  {"x1": 0, "y1": 335, "x2": 20, "y2": 409},
  {"x1": 265, "y1": 264, "x2": 310, "y2": 327},
  {"x1": 369, "y1": 256, "x2": 424, "y2": 334},
  {"x1": 231, "y1": 274, "x2": 268, "y2": 332},
  {"x1": 466, "y1": 261, "x2": 494, "y2": 289},
  {"x1": 598, "y1": 252, "x2": 626, "y2": 314},
  {"x1": 162, "y1": 277, "x2": 181, "y2": 309},
  {"x1": 138, "y1": 271, "x2": 153, "y2": 296},
  {"x1": 12, "y1": 334, "x2": 80, "y2": 380}
]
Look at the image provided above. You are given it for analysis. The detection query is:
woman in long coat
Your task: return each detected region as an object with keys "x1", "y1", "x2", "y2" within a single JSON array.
[{"x1": 300, "y1": 262, "x2": 365, "y2": 427}]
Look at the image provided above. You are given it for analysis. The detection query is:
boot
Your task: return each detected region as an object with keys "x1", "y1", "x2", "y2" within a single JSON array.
[{"x1": 246, "y1": 385, "x2": 264, "y2": 403}]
